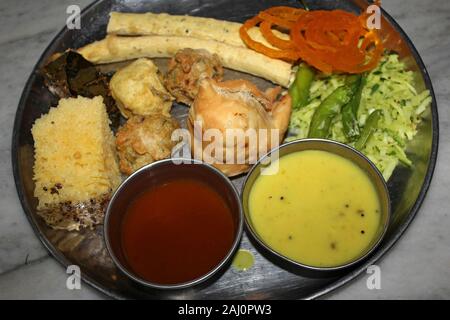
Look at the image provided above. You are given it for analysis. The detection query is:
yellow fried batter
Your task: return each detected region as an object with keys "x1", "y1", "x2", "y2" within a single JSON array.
[{"x1": 110, "y1": 58, "x2": 173, "y2": 118}]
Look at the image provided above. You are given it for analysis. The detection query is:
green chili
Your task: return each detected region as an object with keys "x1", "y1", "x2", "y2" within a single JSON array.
[
  {"x1": 342, "y1": 75, "x2": 366, "y2": 141},
  {"x1": 308, "y1": 85, "x2": 353, "y2": 138},
  {"x1": 289, "y1": 63, "x2": 315, "y2": 110},
  {"x1": 355, "y1": 110, "x2": 383, "y2": 150}
]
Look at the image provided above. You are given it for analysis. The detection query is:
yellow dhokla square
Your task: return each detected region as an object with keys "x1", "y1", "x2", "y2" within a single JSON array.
[{"x1": 31, "y1": 96, "x2": 121, "y2": 230}]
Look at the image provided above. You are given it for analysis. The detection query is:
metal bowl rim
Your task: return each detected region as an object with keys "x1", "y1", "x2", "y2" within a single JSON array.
[
  {"x1": 103, "y1": 157, "x2": 244, "y2": 290},
  {"x1": 241, "y1": 138, "x2": 391, "y2": 272},
  {"x1": 307, "y1": 3, "x2": 439, "y2": 299}
]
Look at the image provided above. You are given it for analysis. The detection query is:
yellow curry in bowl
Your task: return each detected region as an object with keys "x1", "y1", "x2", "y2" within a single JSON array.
[{"x1": 246, "y1": 144, "x2": 389, "y2": 269}]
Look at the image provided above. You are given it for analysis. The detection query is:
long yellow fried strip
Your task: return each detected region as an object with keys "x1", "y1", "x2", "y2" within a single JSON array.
[
  {"x1": 78, "y1": 35, "x2": 291, "y2": 87},
  {"x1": 107, "y1": 12, "x2": 290, "y2": 49}
]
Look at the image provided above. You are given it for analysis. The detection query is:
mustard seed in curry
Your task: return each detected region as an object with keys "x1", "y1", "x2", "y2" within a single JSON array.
[{"x1": 249, "y1": 150, "x2": 383, "y2": 268}]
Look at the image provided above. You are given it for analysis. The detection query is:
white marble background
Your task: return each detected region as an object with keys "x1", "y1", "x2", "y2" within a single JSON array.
[{"x1": 0, "y1": 0, "x2": 449, "y2": 299}]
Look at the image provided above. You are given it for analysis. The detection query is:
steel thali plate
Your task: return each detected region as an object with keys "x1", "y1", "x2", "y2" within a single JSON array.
[{"x1": 12, "y1": 0, "x2": 438, "y2": 299}]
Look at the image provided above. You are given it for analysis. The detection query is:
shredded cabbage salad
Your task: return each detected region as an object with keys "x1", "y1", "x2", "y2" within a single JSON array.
[{"x1": 288, "y1": 54, "x2": 432, "y2": 180}]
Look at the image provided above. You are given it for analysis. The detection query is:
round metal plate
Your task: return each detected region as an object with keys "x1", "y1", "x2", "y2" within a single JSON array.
[{"x1": 12, "y1": 0, "x2": 438, "y2": 299}]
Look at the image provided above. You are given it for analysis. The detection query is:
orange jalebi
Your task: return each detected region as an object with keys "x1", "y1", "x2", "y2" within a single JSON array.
[
  {"x1": 290, "y1": 10, "x2": 383, "y2": 73},
  {"x1": 239, "y1": 16, "x2": 300, "y2": 61},
  {"x1": 259, "y1": 21, "x2": 295, "y2": 50},
  {"x1": 239, "y1": 5, "x2": 384, "y2": 74},
  {"x1": 239, "y1": 6, "x2": 304, "y2": 62}
]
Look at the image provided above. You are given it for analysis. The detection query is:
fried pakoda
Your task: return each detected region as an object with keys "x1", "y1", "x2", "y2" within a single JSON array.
[
  {"x1": 116, "y1": 115, "x2": 180, "y2": 175},
  {"x1": 110, "y1": 58, "x2": 173, "y2": 118},
  {"x1": 165, "y1": 48, "x2": 223, "y2": 106}
]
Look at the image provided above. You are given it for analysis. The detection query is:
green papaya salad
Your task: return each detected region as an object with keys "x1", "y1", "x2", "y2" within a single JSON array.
[{"x1": 287, "y1": 53, "x2": 432, "y2": 180}]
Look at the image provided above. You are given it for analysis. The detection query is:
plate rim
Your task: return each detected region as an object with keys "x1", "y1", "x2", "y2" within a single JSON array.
[
  {"x1": 11, "y1": 0, "x2": 439, "y2": 300},
  {"x1": 308, "y1": 4, "x2": 440, "y2": 300}
]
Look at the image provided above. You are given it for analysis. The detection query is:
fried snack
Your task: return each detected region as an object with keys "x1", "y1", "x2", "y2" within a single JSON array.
[
  {"x1": 107, "y1": 12, "x2": 289, "y2": 49},
  {"x1": 110, "y1": 58, "x2": 172, "y2": 118},
  {"x1": 32, "y1": 96, "x2": 121, "y2": 231},
  {"x1": 188, "y1": 79, "x2": 292, "y2": 176},
  {"x1": 116, "y1": 115, "x2": 180, "y2": 175},
  {"x1": 40, "y1": 50, "x2": 121, "y2": 127},
  {"x1": 165, "y1": 48, "x2": 223, "y2": 105},
  {"x1": 78, "y1": 35, "x2": 291, "y2": 87}
]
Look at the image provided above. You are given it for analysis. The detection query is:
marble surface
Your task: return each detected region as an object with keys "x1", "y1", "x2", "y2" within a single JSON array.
[{"x1": 0, "y1": 0, "x2": 449, "y2": 299}]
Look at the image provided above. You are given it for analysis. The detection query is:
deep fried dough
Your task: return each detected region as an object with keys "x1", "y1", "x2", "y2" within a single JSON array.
[
  {"x1": 110, "y1": 58, "x2": 173, "y2": 118},
  {"x1": 116, "y1": 115, "x2": 179, "y2": 175},
  {"x1": 165, "y1": 48, "x2": 223, "y2": 106},
  {"x1": 188, "y1": 79, "x2": 292, "y2": 176}
]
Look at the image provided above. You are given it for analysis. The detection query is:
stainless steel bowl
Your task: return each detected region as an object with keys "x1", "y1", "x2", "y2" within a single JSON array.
[
  {"x1": 242, "y1": 139, "x2": 391, "y2": 272},
  {"x1": 104, "y1": 158, "x2": 243, "y2": 289}
]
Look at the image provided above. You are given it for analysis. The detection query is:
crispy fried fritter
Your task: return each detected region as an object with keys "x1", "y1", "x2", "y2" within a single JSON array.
[
  {"x1": 164, "y1": 48, "x2": 223, "y2": 106},
  {"x1": 116, "y1": 115, "x2": 180, "y2": 175},
  {"x1": 110, "y1": 58, "x2": 173, "y2": 118}
]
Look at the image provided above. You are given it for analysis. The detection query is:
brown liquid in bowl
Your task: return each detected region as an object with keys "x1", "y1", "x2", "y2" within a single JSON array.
[{"x1": 121, "y1": 178, "x2": 235, "y2": 285}]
